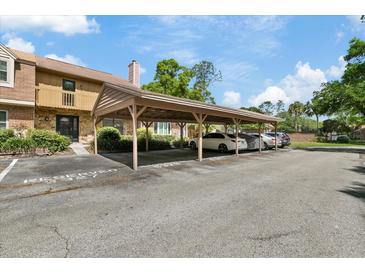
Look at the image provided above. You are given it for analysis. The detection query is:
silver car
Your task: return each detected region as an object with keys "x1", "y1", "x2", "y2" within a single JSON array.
[
  {"x1": 238, "y1": 133, "x2": 265, "y2": 150},
  {"x1": 247, "y1": 133, "x2": 282, "y2": 149}
]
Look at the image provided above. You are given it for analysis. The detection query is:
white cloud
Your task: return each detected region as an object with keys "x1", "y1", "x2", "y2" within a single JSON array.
[
  {"x1": 250, "y1": 61, "x2": 327, "y2": 106},
  {"x1": 336, "y1": 31, "x2": 345, "y2": 42},
  {"x1": 347, "y1": 15, "x2": 365, "y2": 34},
  {"x1": 2, "y1": 33, "x2": 35, "y2": 53},
  {"x1": 164, "y1": 49, "x2": 198, "y2": 65},
  {"x1": 223, "y1": 91, "x2": 241, "y2": 108},
  {"x1": 46, "y1": 41, "x2": 54, "y2": 46},
  {"x1": 249, "y1": 86, "x2": 290, "y2": 106},
  {"x1": 218, "y1": 61, "x2": 257, "y2": 82},
  {"x1": 244, "y1": 16, "x2": 288, "y2": 32},
  {"x1": 326, "y1": 56, "x2": 346, "y2": 78},
  {"x1": 0, "y1": 16, "x2": 100, "y2": 36},
  {"x1": 45, "y1": 54, "x2": 85, "y2": 66}
]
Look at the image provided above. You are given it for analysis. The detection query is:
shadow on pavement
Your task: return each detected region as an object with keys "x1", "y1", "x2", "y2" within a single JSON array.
[
  {"x1": 339, "y1": 181, "x2": 365, "y2": 202},
  {"x1": 304, "y1": 147, "x2": 365, "y2": 154},
  {"x1": 347, "y1": 165, "x2": 365, "y2": 175},
  {"x1": 100, "y1": 148, "x2": 255, "y2": 169}
]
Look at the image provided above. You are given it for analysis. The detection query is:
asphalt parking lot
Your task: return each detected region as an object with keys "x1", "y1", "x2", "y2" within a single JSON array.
[{"x1": 0, "y1": 149, "x2": 364, "y2": 257}]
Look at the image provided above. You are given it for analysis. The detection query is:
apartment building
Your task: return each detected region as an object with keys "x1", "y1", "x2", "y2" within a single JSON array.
[{"x1": 0, "y1": 44, "x2": 186, "y2": 142}]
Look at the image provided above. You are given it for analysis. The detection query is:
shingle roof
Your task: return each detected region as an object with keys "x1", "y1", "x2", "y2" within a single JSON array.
[{"x1": 10, "y1": 47, "x2": 133, "y2": 87}]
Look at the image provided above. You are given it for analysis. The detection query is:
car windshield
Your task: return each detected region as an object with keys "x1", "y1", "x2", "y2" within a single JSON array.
[{"x1": 227, "y1": 134, "x2": 236, "y2": 138}]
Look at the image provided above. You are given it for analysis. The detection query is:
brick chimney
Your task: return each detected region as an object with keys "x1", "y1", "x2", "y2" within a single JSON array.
[{"x1": 128, "y1": 60, "x2": 140, "y2": 88}]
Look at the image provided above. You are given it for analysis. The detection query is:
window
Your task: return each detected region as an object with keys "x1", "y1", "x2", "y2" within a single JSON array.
[
  {"x1": 62, "y1": 79, "x2": 76, "y2": 91},
  {"x1": 102, "y1": 118, "x2": 123, "y2": 134},
  {"x1": 0, "y1": 111, "x2": 8, "y2": 128},
  {"x1": 0, "y1": 60, "x2": 7, "y2": 82},
  {"x1": 211, "y1": 133, "x2": 225, "y2": 139},
  {"x1": 154, "y1": 122, "x2": 171, "y2": 135}
]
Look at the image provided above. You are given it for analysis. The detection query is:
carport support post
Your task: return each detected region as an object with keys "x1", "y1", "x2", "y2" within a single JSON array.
[
  {"x1": 258, "y1": 122, "x2": 262, "y2": 153},
  {"x1": 274, "y1": 122, "x2": 278, "y2": 151},
  {"x1": 192, "y1": 113, "x2": 207, "y2": 162},
  {"x1": 128, "y1": 104, "x2": 147, "y2": 171},
  {"x1": 93, "y1": 116, "x2": 98, "y2": 155},
  {"x1": 142, "y1": 121, "x2": 153, "y2": 152},
  {"x1": 224, "y1": 124, "x2": 228, "y2": 134},
  {"x1": 233, "y1": 118, "x2": 240, "y2": 156},
  {"x1": 177, "y1": 122, "x2": 186, "y2": 148}
]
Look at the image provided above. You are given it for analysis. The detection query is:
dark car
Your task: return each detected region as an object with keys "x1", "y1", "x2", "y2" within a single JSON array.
[{"x1": 266, "y1": 132, "x2": 291, "y2": 148}]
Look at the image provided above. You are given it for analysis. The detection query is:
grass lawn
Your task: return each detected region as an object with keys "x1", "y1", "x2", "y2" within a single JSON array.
[{"x1": 291, "y1": 141, "x2": 365, "y2": 149}]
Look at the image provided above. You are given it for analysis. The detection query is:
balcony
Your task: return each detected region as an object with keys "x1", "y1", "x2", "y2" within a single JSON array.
[{"x1": 36, "y1": 87, "x2": 98, "y2": 111}]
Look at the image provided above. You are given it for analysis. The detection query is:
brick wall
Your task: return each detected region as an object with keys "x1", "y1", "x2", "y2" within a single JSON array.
[
  {"x1": 35, "y1": 107, "x2": 94, "y2": 143},
  {"x1": 0, "y1": 104, "x2": 34, "y2": 130},
  {"x1": 0, "y1": 61, "x2": 35, "y2": 102},
  {"x1": 289, "y1": 133, "x2": 316, "y2": 142}
]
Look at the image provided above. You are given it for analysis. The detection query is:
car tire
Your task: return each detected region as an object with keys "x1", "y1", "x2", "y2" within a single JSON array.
[
  {"x1": 190, "y1": 142, "x2": 197, "y2": 150},
  {"x1": 264, "y1": 142, "x2": 269, "y2": 150},
  {"x1": 218, "y1": 144, "x2": 228, "y2": 153}
]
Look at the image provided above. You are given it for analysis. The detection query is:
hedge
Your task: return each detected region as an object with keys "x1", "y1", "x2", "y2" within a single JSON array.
[
  {"x1": 96, "y1": 126, "x2": 176, "y2": 152},
  {"x1": 0, "y1": 128, "x2": 70, "y2": 155}
]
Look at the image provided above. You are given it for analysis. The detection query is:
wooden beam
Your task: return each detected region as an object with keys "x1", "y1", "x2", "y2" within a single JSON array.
[
  {"x1": 93, "y1": 116, "x2": 98, "y2": 155},
  {"x1": 198, "y1": 113, "x2": 203, "y2": 161},
  {"x1": 274, "y1": 122, "x2": 278, "y2": 151},
  {"x1": 258, "y1": 122, "x2": 262, "y2": 153},
  {"x1": 129, "y1": 104, "x2": 138, "y2": 170},
  {"x1": 136, "y1": 106, "x2": 147, "y2": 118}
]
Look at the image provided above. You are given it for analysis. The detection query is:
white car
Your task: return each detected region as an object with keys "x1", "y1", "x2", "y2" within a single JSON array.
[
  {"x1": 247, "y1": 133, "x2": 282, "y2": 149},
  {"x1": 189, "y1": 132, "x2": 247, "y2": 153}
]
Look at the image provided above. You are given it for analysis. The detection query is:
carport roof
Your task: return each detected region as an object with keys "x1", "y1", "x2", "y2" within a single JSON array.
[{"x1": 92, "y1": 82, "x2": 281, "y2": 124}]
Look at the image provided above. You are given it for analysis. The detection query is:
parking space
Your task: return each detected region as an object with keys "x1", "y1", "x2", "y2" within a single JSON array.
[
  {"x1": 101, "y1": 148, "x2": 259, "y2": 168},
  {"x1": 0, "y1": 149, "x2": 364, "y2": 257}
]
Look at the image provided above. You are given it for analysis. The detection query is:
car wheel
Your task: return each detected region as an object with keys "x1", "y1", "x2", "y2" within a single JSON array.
[
  {"x1": 218, "y1": 144, "x2": 228, "y2": 153},
  {"x1": 264, "y1": 142, "x2": 269, "y2": 150},
  {"x1": 190, "y1": 142, "x2": 197, "y2": 150}
]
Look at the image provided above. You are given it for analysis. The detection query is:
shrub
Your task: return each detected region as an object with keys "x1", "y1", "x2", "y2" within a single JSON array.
[
  {"x1": 172, "y1": 139, "x2": 189, "y2": 148},
  {"x1": 97, "y1": 127, "x2": 122, "y2": 152},
  {"x1": 28, "y1": 129, "x2": 71, "y2": 154},
  {"x1": 337, "y1": 135, "x2": 350, "y2": 143},
  {"x1": 1, "y1": 137, "x2": 36, "y2": 154},
  {"x1": 0, "y1": 128, "x2": 15, "y2": 144}
]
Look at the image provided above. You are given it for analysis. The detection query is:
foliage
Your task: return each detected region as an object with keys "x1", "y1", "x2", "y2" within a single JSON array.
[
  {"x1": 240, "y1": 106, "x2": 263, "y2": 114},
  {"x1": 97, "y1": 127, "x2": 122, "y2": 152},
  {"x1": 312, "y1": 38, "x2": 365, "y2": 121},
  {"x1": 290, "y1": 141, "x2": 364, "y2": 149},
  {"x1": 191, "y1": 61, "x2": 222, "y2": 104},
  {"x1": 142, "y1": 59, "x2": 221, "y2": 104},
  {"x1": 96, "y1": 126, "x2": 177, "y2": 152},
  {"x1": 0, "y1": 128, "x2": 15, "y2": 144},
  {"x1": 322, "y1": 119, "x2": 351, "y2": 134},
  {"x1": 28, "y1": 129, "x2": 71, "y2": 154},
  {"x1": 172, "y1": 138, "x2": 189, "y2": 148},
  {"x1": 0, "y1": 137, "x2": 36, "y2": 154},
  {"x1": 288, "y1": 101, "x2": 305, "y2": 132},
  {"x1": 258, "y1": 101, "x2": 275, "y2": 115}
]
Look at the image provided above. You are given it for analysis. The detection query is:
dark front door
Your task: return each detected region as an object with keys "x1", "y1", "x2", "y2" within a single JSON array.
[{"x1": 56, "y1": 115, "x2": 79, "y2": 142}]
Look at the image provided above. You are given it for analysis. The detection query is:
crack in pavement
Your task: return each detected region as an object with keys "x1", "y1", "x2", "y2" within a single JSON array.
[
  {"x1": 247, "y1": 229, "x2": 302, "y2": 241},
  {"x1": 34, "y1": 220, "x2": 71, "y2": 258}
]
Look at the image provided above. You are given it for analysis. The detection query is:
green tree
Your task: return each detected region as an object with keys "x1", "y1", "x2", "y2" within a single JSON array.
[
  {"x1": 191, "y1": 61, "x2": 222, "y2": 104},
  {"x1": 142, "y1": 59, "x2": 194, "y2": 98},
  {"x1": 258, "y1": 101, "x2": 274, "y2": 115},
  {"x1": 275, "y1": 100, "x2": 285, "y2": 115},
  {"x1": 240, "y1": 106, "x2": 263, "y2": 114},
  {"x1": 304, "y1": 99, "x2": 322, "y2": 135},
  {"x1": 313, "y1": 38, "x2": 365, "y2": 119},
  {"x1": 288, "y1": 101, "x2": 305, "y2": 132}
]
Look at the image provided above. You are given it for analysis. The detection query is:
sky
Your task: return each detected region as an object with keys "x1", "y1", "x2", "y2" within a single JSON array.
[{"x1": 0, "y1": 15, "x2": 364, "y2": 108}]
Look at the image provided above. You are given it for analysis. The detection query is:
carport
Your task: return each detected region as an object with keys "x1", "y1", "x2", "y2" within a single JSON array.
[{"x1": 92, "y1": 82, "x2": 281, "y2": 170}]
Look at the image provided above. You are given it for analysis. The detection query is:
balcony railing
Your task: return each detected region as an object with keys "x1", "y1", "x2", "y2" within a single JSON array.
[{"x1": 36, "y1": 87, "x2": 98, "y2": 111}]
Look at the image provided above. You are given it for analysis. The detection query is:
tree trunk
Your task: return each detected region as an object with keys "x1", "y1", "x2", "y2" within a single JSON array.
[{"x1": 316, "y1": 115, "x2": 319, "y2": 136}]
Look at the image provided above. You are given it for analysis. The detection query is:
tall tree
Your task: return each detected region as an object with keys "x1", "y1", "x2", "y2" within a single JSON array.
[
  {"x1": 240, "y1": 106, "x2": 264, "y2": 113},
  {"x1": 275, "y1": 100, "x2": 285, "y2": 115},
  {"x1": 304, "y1": 99, "x2": 322, "y2": 135},
  {"x1": 258, "y1": 101, "x2": 274, "y2": 115},
  {"x1": 191, "y1": 61, "x2": 222, "y2": 104},
  {"x1": 288, "y1": 101, "x2": 305, "y2": 132},
  {"x1": 313, "y1": 38, "x2": 365, "y2": 119}
]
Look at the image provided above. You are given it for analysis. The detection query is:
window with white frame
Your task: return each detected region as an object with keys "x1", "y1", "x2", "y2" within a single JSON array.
[
  {"x1": 0, "y1": 60, "x2": 7, "y2": 82},
  {"x1": 0, "y1": 111, "x2": 8, "y2": 128},
  {"x1": 154, "y1": 122, "x2": 171, "y2": 135},
  {"x1": 0, "y1": 56, "x2": 14, "y2": 88}
]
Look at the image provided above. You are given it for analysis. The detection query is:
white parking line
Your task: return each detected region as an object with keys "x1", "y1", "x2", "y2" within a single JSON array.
[{"x1": 0, "y1": 159, "x2": 18, "y2": 183}]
